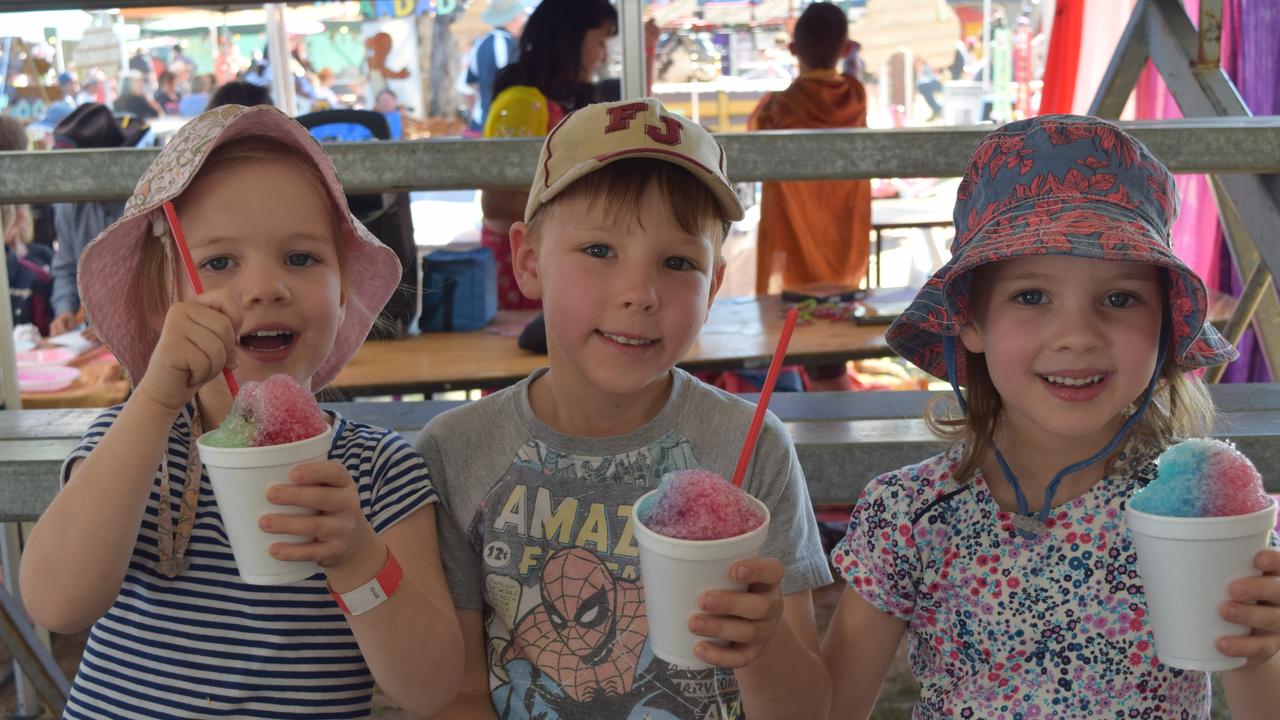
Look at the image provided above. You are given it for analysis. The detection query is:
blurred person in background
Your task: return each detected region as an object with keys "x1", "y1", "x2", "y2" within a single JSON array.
[
  {"x1": 480, "y1": 0, "x2": 618, "y2": 309},
  {"x1": 915, "y1": 57, "x2": 943, "y2": 121},
  {"x1": 179, "y1": 74, "x2": 212, "y2": 116},
  {"x1": 114, "y1": 73, "x2": 162, "y2": 119},
  {"x1": 154, "y1": 70, "x2": 180, "y2": 115},
  {"x1": 2, "y1": 116, "x2": 54, "y2": 336},
  {"x1": 310, "y1": 68, "x2": 341, "y2": 110},
  {"x1": 463, "y1": 0, "x2": 526, "y2": 133},
  {"x1": 750, "y1": 2, "x2": 871, "y2": 390},
  {"x1": 374, "y1": 87, "x2": 400, "y2": 113},
  {"x1": 205, "y1": 80, "x2": 272, "y2": 110},
  {"x1": 76, "y1": 72, "x2": 104, "y2": 106},
  {"x1": 30, "y1": 72, "x2": 79, "y2": 137},
  {"x1": 47, "y1": 105, "x2": 148, "y2": 336}
]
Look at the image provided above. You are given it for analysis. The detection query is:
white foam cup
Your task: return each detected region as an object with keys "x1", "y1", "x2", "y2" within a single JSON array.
[
  {"x1": 1126, "y1": 497, "x2": 1277, "y2": 671},
  {"x1": 197, "y1": 426, "x2": 333, "y2": 585},
  {"x1": 632, "y1": 488, "x2": 771, "y2": 669}
]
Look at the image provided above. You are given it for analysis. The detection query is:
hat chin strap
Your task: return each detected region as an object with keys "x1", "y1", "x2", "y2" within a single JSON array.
[{"x1": 945, "y1": 312, "x2": 1172, "y2": 539}]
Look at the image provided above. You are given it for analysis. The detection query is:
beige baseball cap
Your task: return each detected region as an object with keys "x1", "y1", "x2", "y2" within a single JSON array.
[{"x1": 524, "y1": 97, "x2": 745, "y2": 224}]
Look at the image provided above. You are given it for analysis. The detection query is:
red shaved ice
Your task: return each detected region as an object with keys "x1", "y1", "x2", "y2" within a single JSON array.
[
  {"x1": 641, "y1": 469, "x2": 765, "y2": 541},
  {"x1": 203, "y1": 374, "x2": 328, "y2": 448}
]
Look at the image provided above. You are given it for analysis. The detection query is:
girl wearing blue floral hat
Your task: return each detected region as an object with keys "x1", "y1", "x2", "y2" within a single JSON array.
[{"x1": 822, "y1": 115, "x2": 1280, "y2": 719}]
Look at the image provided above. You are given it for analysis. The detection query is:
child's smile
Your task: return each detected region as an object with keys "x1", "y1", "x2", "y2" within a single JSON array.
[
  {"x1": 962, "y1": 255, "x2": 1164, "y2": 451},
  {"x1": 1036, "y1": 369, "x2": 1112, "y2": 402}
]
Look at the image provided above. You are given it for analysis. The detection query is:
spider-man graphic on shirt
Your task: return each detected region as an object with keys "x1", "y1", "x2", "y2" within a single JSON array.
[{"x1": 475, "y1": 435, "x2": 745, "y2": 719}]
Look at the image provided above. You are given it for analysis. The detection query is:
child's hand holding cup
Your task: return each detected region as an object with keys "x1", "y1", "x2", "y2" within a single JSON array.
[
  {"x1": 1126, "y1": 439, "x2": 1278, "y2": 670},
  {"x1": 198, "y1": 375, "x2": 333, "y2": 585},
  {"x1": 633, "y1": 469, "x2": 771, "y2": 669}
]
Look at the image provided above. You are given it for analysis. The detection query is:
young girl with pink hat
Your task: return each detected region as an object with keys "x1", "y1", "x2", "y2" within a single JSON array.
[
  {"x1": 822, "y1": 115, "x2": 1280, "y2": 718},
  {"x1": 20, "y1": 104, "x2": 462, "y2": 718}
]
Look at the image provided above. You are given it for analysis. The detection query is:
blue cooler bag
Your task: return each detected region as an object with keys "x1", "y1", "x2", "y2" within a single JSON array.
[{"x1": 419, "y1": 247, "x2": 498, "y2": 332}]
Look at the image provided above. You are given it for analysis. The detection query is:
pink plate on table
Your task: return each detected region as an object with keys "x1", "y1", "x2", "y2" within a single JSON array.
[
  {"x1": 18, "y1": 366, "x2": 81, "y2": 393},
  {"x1": 16, "y1": 347, "x2": 77, "y2": 368}
]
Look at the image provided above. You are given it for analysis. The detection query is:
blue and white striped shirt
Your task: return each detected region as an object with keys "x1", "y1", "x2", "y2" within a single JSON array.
[{"x1": 59, "y1": 406, "x2": 436, "y2": 719}]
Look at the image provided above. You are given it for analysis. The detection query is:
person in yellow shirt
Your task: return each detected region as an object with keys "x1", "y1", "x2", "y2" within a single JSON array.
[{"x1": 480, "y1": 0, "x2": 617, "y2": 309}]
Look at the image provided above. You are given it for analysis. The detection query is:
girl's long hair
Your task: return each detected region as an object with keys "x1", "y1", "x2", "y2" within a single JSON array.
[
  {"x1": 925, "y1": 271, "x2": 1217, "y2": 483},
  {"x1": 492, "y1": 0, "x2": 618, "y2": 105}
]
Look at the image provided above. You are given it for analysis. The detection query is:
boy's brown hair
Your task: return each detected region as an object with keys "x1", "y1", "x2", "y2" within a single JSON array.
[{"x1": 793, "y1": 2, "x2": 849, "y2": 70}]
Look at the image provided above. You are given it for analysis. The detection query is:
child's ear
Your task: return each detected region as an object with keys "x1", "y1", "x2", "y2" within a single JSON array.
[
  {"x1": 510, "y1": 221, "x2": 542, "y2": 300},
  {"x1": 788, "y1": 41, "x2": 798, "y2": 59},
  {"x1": 959, "y1": 324, "x2": 985, "y2": 354}
]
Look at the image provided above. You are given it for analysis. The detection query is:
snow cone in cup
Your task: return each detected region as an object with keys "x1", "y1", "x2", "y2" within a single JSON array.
[
  {"x1": 633, "y1": 469, "x2": 770, "y2": 669},
  {"x1": 198, "y1": 374, "x2": 332, "y2": 585},
  {"x1": 1126, "y1": 438, "x2": 1278, "y2": 670}
]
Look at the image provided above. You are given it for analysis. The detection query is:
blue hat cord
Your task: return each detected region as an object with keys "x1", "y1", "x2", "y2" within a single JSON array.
[{"x1": 944, "y1": 314, "x2": 1171, "y2": 539}]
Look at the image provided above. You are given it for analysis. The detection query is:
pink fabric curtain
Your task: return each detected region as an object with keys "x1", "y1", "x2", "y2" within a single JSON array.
[
  {"x1": 1132, "y1": 0, "x2": 1223, "y2": 291},
  {"x1": 1216, "y1": 0, "x2": 1280, "y2": 382}
]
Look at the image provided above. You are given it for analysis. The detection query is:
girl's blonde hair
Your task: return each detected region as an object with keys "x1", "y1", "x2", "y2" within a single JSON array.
[
  {"x1": 925, "y1": 268, "x2": 1217, "y2": 483},
  {"x1": 138, "y1": 135, "x2": 344, "y2": 324}
]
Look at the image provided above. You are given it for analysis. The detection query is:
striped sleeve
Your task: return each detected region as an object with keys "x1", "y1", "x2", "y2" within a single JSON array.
[
  {"x1": 349, "y1": 426, "x2": 438, "y2": 534},
  {"x1": 60, "y1": 405, "x2": 124, "y2": 487}
]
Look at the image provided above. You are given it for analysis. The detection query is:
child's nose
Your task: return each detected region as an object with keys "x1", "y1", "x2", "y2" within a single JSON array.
[
  {"x1": 1052, "y1": 308, "x2": 1104, "y2": 351},
  {"x1": 241, "y1": 268, "x2": 290, "y2": 306},
  {"x1": 618, "y1": 267, "x2": 659, "y2": 312}
]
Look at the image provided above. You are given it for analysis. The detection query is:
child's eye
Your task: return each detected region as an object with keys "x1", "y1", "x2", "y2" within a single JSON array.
[
  {"x1": 1013, "y1": 289, "x2": 1045, "y2": 305},
  {"x1": 286, "y1": 252, "x2": 318, "y2": 268},
  {"x1": 664, "y1": 257, "x2": 697, "y2": 271},
  {"x1": 1104, "y1": 291, "x2": 1138, "y2": 308},
  {"x1": 200, "y1": 255, "x2": 232, "y2": 272},
  {"x1": 583, "y1": 244, "x2": 613, "y2": 259}
]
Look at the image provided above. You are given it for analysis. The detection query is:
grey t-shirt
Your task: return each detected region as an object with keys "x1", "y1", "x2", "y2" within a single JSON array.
[{"x1": 417, "y1": 367, "x2": 831, "y2": 720}]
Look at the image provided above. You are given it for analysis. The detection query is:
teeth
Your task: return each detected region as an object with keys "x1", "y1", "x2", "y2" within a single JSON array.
[
  {"x1": 1043, "y1": 374, "x2": 1104, "y2": 387},
  {"x1": 602, "y1": 332, "x2": 654, "y2": 346},
  {"x1": 249, "y1": 330, "x2": 290, "y2": 337}
]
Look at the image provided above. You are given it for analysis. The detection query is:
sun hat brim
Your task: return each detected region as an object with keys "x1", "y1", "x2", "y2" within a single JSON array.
[
  {"x1": 78, "y1": 104, "x2": 400, "y2": 390},
  {"x1": 886, "y1": 201, "x2": 1238, "y2": 381}
]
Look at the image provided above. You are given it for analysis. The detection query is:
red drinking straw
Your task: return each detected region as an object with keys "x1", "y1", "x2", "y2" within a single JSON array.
[
  {"x1": 162, "y1": 202, "x2": 239, "y2": 397},
  {"x1": 730, "y1": 306, "x2": 800, "y2": 487}
]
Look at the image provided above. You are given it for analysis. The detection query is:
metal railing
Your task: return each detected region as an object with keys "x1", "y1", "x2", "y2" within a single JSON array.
[{"x1": 2, "y1": 117, "x2": 1280, "y2": 203}]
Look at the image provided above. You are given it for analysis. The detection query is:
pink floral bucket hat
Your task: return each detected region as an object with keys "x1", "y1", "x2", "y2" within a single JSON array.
[
  {"x1": 78, "y1": 104, "x2": 401, "y2": 389},
  {"x1": 886, "y1": 114, "x2": 1237, "y2": 381}
]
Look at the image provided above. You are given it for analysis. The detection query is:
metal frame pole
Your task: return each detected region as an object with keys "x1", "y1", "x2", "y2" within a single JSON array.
[
  {"x1": 619, "y1": 0, "x2": 646, "y2": 100},
  {"x1": 264, "y1": 3, "x2": 296, "y2": 116}
]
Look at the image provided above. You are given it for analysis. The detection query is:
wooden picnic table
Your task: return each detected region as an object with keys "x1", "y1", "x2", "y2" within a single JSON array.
[{"x1": 332, "y1": 294, "x2": 893, "y2": 396}]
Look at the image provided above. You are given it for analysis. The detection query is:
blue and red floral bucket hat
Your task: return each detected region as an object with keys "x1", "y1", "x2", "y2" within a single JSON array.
[{"x1": 887, "y1": 114, "x2": 1237, "y2": 380}]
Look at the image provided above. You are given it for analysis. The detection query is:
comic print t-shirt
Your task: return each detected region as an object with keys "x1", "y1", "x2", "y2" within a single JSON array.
[{"x1": 417, "y1": 368, "x2": 832, "y2": 720}]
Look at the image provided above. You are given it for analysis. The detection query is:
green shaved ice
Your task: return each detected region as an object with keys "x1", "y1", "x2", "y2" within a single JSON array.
[{"x1": 201, "y1": 417, "x2": 259, "y2": 448}]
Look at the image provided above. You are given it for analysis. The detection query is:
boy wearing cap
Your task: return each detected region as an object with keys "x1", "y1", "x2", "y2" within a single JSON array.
[{"x1": 418, "y1": 98, "x2": 832, "y2": 719}]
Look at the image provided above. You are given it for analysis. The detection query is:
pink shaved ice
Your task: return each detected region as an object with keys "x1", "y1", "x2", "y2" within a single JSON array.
[
  {"x1": 1130, "y1": 438, "x2": 1272, "y2": 517},
  {"x1": 202, "y1": 374, "x2": 328, "y2": 448},
  {"x1": 640, "y1": 469, "x2": 765, "y2": 541}
]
